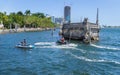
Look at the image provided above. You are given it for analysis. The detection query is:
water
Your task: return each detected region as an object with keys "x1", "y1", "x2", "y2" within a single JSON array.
[{"x1": 0, "y1": 28, "x2": 120, "y2": 75}]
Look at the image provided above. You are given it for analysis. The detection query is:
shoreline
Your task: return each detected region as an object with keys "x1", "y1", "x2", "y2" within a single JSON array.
[{"x1": 0, "y1": 28, "x2": 53, "y2": 34}]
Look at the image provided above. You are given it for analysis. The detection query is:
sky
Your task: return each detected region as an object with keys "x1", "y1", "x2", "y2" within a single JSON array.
[{"x1": 0, "y1": 0, "x2": 120, "y2": 26}]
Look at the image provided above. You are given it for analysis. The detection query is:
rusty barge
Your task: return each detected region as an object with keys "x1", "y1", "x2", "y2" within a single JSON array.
[{"x1": 61, "y1": 6, "x2": 100, "y2": 43}]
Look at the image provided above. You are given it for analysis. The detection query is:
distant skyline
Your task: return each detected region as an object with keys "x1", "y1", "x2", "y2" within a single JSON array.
[{"x1": 0, "y1": 0, "x2": 120, "y2": 26}]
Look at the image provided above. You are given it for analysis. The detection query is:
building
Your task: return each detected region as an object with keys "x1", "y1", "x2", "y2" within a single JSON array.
[
  {"x1": 0, "y1": 21, "x2": 4, "y2": 29},
  {"x1": 55, "y1": 17, "x2": 63, "y2": 25},
  {"x1": 64, "y1": 6, "x2": 71, "y2": 24},
  {"x1": 51, "y1": 16, "x2": 55, "y2": 23},
  {"x1": 62, "y1": 6, "x2": 100, "y2": 43}
]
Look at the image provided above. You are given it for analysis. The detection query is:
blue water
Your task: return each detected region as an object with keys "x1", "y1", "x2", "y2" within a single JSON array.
[{"x1": 0, "y1": 28, "x2": 120, "y2": 75}]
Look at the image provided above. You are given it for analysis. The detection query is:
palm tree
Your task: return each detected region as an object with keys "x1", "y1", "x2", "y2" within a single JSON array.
[{"x1": 25, "y1": 10, "x2": 31, "y2": 16}]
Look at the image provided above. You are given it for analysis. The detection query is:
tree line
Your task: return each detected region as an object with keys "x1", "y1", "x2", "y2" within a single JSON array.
[{"x1": 0, "y1": 10, "x2": 55, "y2": 29}]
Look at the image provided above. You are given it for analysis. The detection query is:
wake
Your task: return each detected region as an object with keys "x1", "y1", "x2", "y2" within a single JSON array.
[
  {"x1": 34, "y1": 42, "x2": 99, "y2": 54},
  {"x1": 90, "y1": 44, "x2": 120, "y2": 50},
  {"x1": 34, "y1": 42, "x2": 78, "y2": 49},
  {"x1": 67, "y1": 51, "x2": 120, "y2": 65},
  {"x1": 34, "y1": 42, "x2": 55, "y2": 46}
]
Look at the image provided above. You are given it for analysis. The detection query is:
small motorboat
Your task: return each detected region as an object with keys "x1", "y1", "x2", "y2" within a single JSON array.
[
  {"x1": 56, "y1": 40, "x2": 67, "y2": 45},
  {"x1": 16, "y1": 44, "x2": 34, "y2": 49}
]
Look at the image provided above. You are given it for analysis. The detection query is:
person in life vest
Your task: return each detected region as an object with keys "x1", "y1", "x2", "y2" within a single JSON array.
[
  {"x1": 60, "y1": 37, "x2": 65, "y2": 43},
  {"x1": 23, "y1": 39, "x2": 27, "y2": 46}
]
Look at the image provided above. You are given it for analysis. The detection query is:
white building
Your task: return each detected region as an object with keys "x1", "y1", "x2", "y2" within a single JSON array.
[
  {"x1": 0, "y1": 21, "x2": 4, "y2": 28},
  {"x1": 51, "y1": 16, "x2": 55, "y2": 23}
]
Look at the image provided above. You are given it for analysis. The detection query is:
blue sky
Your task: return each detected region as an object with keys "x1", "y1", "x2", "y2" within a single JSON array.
[{"x1": 0, "y1": 0, "x2": 120, "y2": 26}]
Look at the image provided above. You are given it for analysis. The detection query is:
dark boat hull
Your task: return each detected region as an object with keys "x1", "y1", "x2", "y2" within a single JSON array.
[{"x1": 56, "y1": 40, "x2": 67, "y2": 45}]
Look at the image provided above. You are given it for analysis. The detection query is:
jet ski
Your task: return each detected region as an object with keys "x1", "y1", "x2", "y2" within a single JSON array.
[
  {"x1": 16, "y1": 44, "x2": 34, "y2": 49},
  {"x1": 56, "y1": 40, "x2": 67, "y2": 45}
]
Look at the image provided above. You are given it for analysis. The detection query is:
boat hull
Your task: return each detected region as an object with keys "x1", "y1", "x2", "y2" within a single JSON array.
[
  {"x1": 56, "y1": 40, "x2": 67, "y2": 45},
  {"x1": 16, "y1": 45, "x2": 34, "y2": 49}
]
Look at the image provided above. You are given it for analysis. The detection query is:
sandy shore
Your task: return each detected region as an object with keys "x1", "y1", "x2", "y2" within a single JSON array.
[{"x1": 0, "y1": 28, "x2": 52, "y2": 34}]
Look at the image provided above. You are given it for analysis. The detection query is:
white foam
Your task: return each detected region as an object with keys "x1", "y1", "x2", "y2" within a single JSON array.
[
  {"x1": 72, "y1": 48, "x2": 87, "y2": 53},
  {"x1": 34, "y1": 42, "x2": 55, "y2": 45},
  {"x1": 35, "y1": 45, "x2": 75, "y2": 49},
  {"x1": 90, "y1": 44, "x2": 120, "y2": 50},
  {"x1": 68, "y1": 52, "x2": 120, "y2": 65},
  {"x1": 67, "y1": 43, "x2": 78, "y2": 47},
  {"x1": 34, "y1": 42, "x2": 78, "y2": 49},
  {"x1": 34, "y1": 42, "x2": 94, "y2": 54}
]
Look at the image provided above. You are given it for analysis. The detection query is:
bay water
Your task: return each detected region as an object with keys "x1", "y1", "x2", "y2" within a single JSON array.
[{"x1": 0, "y1": 28, "x2": 120, "y2": 75}]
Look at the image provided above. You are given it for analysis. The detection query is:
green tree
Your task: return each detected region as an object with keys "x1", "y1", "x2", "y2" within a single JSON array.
[
  {"x1": 32, "y1": 12, "x2": 45, "y2": 18},
  {"x1": 0, "y1": 10, "x2": 55, "y2": 29},
  {"x1": 0, "y1": 12, "x2": 4, "y2": 22},
  {"x1": 25, "y1": 10, "x2": 31, "y2": 16},
  {"x1": 17, "y1": 11, "x2": 23, "y2": 16}
]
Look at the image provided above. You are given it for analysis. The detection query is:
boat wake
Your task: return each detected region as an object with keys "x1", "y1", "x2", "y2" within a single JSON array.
[
  {"x1": 34, "y1": 42, "x2": 78, "y2": 49},
  {"x1": 67, "y1": 51, "x2": 120, "y2": 65},
  {"x1": 34, "y1": 42, "x2": 55, "y2": 46},
  {"x1": 72, "y1": 48, "x2": 87, "y2": 53},
  {"x1": 90, "y1": 44, "x2": 120, "y2": 50},
  {"x1": 34, "y1": 42, "x2": 97, "y2": 54}
]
